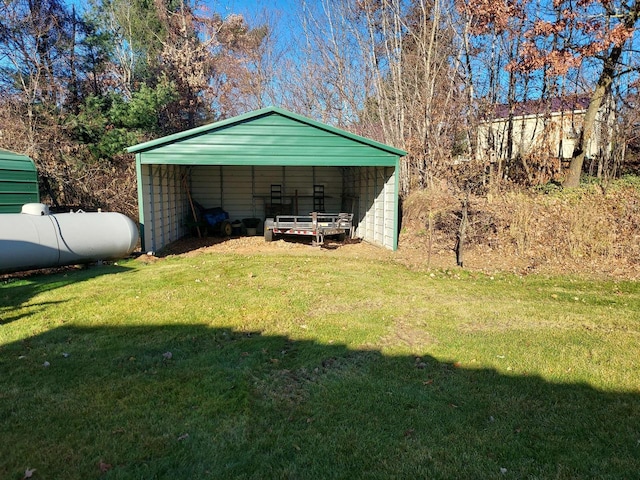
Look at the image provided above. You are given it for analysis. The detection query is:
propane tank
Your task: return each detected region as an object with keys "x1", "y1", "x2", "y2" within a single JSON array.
[{"x1": 0, "y1": 203, "x2": 139, "y2": 273}]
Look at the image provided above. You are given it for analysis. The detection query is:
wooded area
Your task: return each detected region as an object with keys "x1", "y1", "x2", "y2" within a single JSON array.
[{"x1": 0, "y1": 0, "x2": 639, "y2": 217}]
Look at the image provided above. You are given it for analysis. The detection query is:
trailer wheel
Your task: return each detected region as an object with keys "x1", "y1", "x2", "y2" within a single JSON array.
[
  {"x1": 264, "y1": 229, "x2": 273, "y2": 242},
  {"x1": 337, "y1": 232, "x2": 346, "y2": 242},
  {"x1": 220, "y1": 220, "x2": 233, "y2": 237}
]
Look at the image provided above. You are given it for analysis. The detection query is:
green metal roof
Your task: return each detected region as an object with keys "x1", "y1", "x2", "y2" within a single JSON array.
[
  {"x1": 0, "y1": 148, "x2": 39, "y2": 213},
  {"x1": 127, "y1": 107, "x2": 406, "y2": 166}
]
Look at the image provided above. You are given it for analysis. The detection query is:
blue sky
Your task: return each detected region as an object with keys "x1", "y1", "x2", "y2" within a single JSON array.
[
  {"x1": 211, "y1": 0, "x2": 301, "y2": 42},
  {"x1": 212, "y1": 0, "x2": 296, "y2": 16},
  {"x1": 208, "y1": 0, "x2": 305, "y2": 57},
  {"x1": 69, "y1": 0, "x2": 299, "y2": 23},
  {"x1": 69, "y1": 0, "x2": 302, "y2": 47}
]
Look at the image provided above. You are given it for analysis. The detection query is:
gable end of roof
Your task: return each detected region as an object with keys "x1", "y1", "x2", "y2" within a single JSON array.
[{"x1": 127, "y1": 107, "x2": 407, "y2": 157}]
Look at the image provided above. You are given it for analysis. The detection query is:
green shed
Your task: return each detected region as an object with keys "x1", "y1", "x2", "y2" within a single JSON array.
[
  {"x1": 127, "y1": 107, "x2": 406, "y2": 252},
  {"x1": 0, "y1": 148, "x2": 39, "y2": 213}
]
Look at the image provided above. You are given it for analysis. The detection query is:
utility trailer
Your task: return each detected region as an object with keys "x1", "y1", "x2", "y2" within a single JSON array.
[{"x1": 264, "y1": 212, "x2": 353, "y2": 246}]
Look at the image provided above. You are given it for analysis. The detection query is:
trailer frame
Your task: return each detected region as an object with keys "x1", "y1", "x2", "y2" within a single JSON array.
[{"x1": 264, "y1": 212, "x2": 353, "y2": 246}]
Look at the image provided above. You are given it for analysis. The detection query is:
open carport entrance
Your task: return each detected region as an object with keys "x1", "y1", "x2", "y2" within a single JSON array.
[{"x1": 128, "y1": 107, "x2": 406, "y2": 253}]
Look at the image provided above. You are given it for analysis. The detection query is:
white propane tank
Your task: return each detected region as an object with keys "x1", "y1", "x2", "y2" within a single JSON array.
[{"x1": 0, "y1": 203, "x2": 139, "y2": 273}]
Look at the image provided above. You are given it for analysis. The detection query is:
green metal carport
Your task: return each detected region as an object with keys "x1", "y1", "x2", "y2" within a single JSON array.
[
  {"x1": 127, "y1": 106, "x2": 406, "y2": 252},
  {"x1": 0, "y1": 148, "x2": 39, "y2": 213}
]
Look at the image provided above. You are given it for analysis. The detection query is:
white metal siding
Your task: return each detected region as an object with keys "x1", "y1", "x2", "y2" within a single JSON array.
[
  {"x1": 374, "y1": 167, "x2": 385, "y2": 245},
  {"x1": 188, "y1": 165, "x2": 344, "y2": 223},
  {"x1": 366, "y1": 169, "x2": 376, "y2": 242},
  {"x1": 190, "y1": 165, "x2": 222, "y2": 209},
  {"x1": 141, "y1": 164, "x2": 187, "y2": 252},
  {"x1": 190, "y1": 165, "x2": 259, "y2": 222},
  {"x1": 383, "y1": 167, "x2": 396, "y2": 248},
  {"x1": 222, "y1": 166, "x2": 255, "y2": 220},
  {"x1": 284, "y1": 166, "x2": 313, "y2": 214},
  {"x1": 350, "y1": 166, "x2": 395, "y2": 250},
  {"x1": 313, "y1": 167, "x2": 343, "y2": 213},
  {"x1": 253, "y1": 166, "x2": 282, "y2": 216}
]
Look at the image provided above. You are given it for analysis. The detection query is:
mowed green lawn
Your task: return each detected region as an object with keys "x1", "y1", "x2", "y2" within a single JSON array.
[{"x1": 1, "y1": 250, "x2": 639, "y2": 479}]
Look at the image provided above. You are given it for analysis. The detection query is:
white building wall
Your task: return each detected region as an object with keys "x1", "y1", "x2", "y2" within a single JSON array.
[
  {"x1": 383, "y1": 167, "x2": 396, "y2": 248},
  {"x1": 254, "y1": 166, "x2": 284, "y2": 215},
  {"x1": 351, "y1": 166, "x2": 395, "y2": 250},
  {"x1": 284, "y1": 166, "x2": 314, "y2": 214},
  {"x1": 313, "y1": 166, "x2": 343, "y2": 213},
  {"x1": 477, "y1": 110, "x2": 607, "y2": 163},
  {"x1": 141, "y1": 164, "x2": 187, "y2": 253},
  {"x1": 189, "y1": 165, "x2": 343, "y2": 221},
  {"x1": 190, "y1": 165, "x2": 222, "y2": 209},
  {"x1": 219, "y1": 166, "x2": 254, "y2": 221}
]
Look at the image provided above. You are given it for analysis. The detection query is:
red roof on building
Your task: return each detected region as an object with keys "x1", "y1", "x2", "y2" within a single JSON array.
[{"x1": 490, "y1": 95, "x2": 591, "y2": 119}]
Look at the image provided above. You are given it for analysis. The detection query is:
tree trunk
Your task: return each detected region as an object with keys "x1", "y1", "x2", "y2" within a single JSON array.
[
  {"x1": 564, "y1": 1, "x2": 640, "y2": 187},
  {"x1": 563, "y1": 80, "x2": 610, "y2": 187},
  {"x1": 455, "y1": 192, "x2": 469, "y2": 268}
]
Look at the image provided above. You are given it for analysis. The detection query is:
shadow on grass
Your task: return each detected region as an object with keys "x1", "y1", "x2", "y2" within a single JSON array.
[
  {"x1": 1, "y1": 324, "x2": 638, "y2": 479},
  {"x1": 0, "y1": 265, "x2": 133, "y2": 325}
]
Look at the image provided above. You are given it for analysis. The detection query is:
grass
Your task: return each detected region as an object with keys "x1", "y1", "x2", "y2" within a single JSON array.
[{"x1": 1, "y1": 251, "x2": 639, "y2": 479}]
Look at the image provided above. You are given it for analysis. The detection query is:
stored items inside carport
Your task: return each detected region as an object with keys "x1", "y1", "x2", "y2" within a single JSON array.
[
  {"x1": 127, "y1": 107, "x2": 406, "y2": 252},
  {"x1": 0, "y1": 148, "x2": 39, "y2": 213}
]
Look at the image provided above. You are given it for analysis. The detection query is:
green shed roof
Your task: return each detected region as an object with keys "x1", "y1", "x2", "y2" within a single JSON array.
[
  {"x1": 0, "y1": 148, "x2": 39, "y2": 213},
  {"x1": 127, "y1": 107, "x2": 406, "y2": 167},
  {"x1": 0, "y1": 148, "x2": 37, "y2": 169}
]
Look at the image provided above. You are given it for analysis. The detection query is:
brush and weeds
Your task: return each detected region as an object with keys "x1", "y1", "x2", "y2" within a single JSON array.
[
  {"x1": 1, "y1": 248, "x2": 639, "y2": 479},
  {"x1": 400, "y1": 176, "x2": 640, "y2": 277}
]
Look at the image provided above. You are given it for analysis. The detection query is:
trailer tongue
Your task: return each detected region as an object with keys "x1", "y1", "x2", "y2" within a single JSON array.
[{"x1": 264, "y1": 212, "x2": 353, "y2": 246}]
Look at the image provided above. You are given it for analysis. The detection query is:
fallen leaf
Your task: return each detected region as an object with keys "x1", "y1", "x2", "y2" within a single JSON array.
[
  {"x1": 22, "y1": 467, "x2": 36, "y2": 479},
  {"x1": 98, "y1": 461, "x2": 112, "y2": 473},
  {"x1": 177, "y1": 433, "x2": 189, "y2": 441}
]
